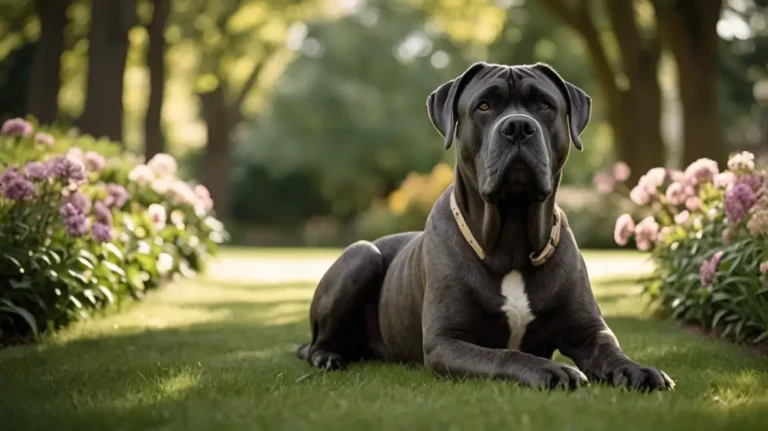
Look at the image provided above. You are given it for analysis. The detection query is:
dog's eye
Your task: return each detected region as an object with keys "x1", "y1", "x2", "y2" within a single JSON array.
[
  {"x1": 539, "y1": 102, "x2": 551, "y2": 111},
  {"x1": 477, "y1": 102, "x2": 490, "y2": 112}
]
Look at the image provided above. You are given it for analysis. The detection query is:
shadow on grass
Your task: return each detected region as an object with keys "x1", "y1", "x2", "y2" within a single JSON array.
[{"x1": 3, "y1": 283, "x2": 768, "y2": 430}]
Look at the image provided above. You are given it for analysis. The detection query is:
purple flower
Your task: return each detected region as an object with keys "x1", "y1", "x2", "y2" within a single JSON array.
[
  {"x1": 23, "y1": 161, "x2": 50, "y2": 180},
  {"x1": 50, "y1": 156, "x2": 87, "y2": 184},
  {"x1": 59, "y1": 202, "x2": 79, "y2": 218},
  {"x1": 1, "y1": 176, "x2": 36, "y2": 201},
  {"x1": 684, "y1": 158, "x2": 719, "y2": 186},
  {"x1": 62, "y1": 191, "x2": 91, "y2": 214},
  {"x1": 614, "y1": 213, "x2": 635, "y2": 246},
  {"x1": 34, "y1": 132, "x2": 55, "y2": 146},
  {"x1": 725, "y1": 183, "x2": 756, "y2": 222},
  {"x1": 1, "y1": 117, "x2": 33, "y2": 137},
  {"x1": 64, "y1": 213, "x2": 89, "y2": 237},
  {"x1": 0, "y1": 168, "x2": 20, "y2": 188},
  {"x1": 91, "y1": 222, "x2": 113, "y2": 242},
  {"x1": 700, "y1": 251, "x2": 725, "y2": 287},
  {"x1": 105, "y1": 184, "x2": 128, "y2": 208},
  {"x1": 735, "y1": 173, "x2": 763, "y2": 192},
  {"x1": 84, "y1": 151, "x2": 106, "y2": 172},
  {"x1": 93, "y1": 201, "x2": 113, "y2": 225}
]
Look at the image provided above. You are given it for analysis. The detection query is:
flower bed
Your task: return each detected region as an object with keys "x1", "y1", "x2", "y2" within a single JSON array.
[
  {"x1": 0, "y1": 117, "x2": 228, "y2": 345},
  {"x1": 605, "y1": 152, "x2": 768, "y2": 345}
]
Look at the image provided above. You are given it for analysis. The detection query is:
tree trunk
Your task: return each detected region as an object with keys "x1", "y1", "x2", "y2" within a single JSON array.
[
  {"x1": 80, "y1": 0, "x2": 135, "y2": 144},
  {"x1": 661, "y1": 0, "x2": 725, "y2": 167},
  {"x1": 199, "y1": 87, "x2": 235, "y2": 219},
  {"x1": 26, "y1": 0, "x2": 69, "y2": 125},
  {"x1": 144, "y1": 0, "x2": 170, "y2": 160}
]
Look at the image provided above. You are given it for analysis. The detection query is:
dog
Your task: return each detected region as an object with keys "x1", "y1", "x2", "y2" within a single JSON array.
[{"x1": 296, "y1": 62, "x2": 675, "y2": 391}]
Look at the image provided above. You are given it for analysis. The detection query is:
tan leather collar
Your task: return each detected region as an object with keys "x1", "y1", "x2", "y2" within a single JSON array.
[{"x1": 449, "y1": 189, "x2": 562, "y2": 266}]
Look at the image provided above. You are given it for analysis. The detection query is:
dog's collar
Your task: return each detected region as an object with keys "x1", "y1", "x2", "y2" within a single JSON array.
[{"x1": 449, "y1": 190, "x2": 562, "y2": 266}]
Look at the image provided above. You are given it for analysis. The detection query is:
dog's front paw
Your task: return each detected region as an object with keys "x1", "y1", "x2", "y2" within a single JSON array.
[
  {"x1": 523, "y1": 362, "x2": 589, "y2": 391},
  {"x1": 605, "y1": 362, "x2": 675, "y2": 392}
]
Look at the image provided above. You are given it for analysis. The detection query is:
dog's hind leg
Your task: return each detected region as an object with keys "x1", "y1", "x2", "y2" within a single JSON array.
[{"x1": 297, "y1": 240, "x2": 385, "y2": 371}]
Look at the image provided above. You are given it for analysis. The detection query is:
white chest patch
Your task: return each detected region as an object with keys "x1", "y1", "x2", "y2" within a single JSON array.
[{"x1": 500, "y1": 270, "x2": 535, "y2": 350}]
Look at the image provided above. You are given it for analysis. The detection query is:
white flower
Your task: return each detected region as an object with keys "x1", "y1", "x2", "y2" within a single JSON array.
[
  {"x1": 147, "y1": 153, "x2": 178, "y2": 177},
  {"x1": 128, "y1": 164, "x2": 155, "y2": 186},
  {"x1": 727, "y1": 151, "x2": 755, "y2": 173},
  {"x1": 151, "y1": 177, "x2": 174, "y2": 194},
  {"x1": 156, "y1": 252, "x2": 173, "y2": 276},
  {"x1": 147, "y1": 203, "x2": 167, "y2": 230}
]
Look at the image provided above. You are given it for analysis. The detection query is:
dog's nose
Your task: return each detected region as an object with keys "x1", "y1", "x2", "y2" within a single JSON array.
[{"x1": 499, "y1": 117, "x2": 537, "y2": 142}]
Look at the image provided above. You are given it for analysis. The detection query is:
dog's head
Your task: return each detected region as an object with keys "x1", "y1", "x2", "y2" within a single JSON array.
[{"x1": 427, "y1": 62, "x2": 591, "y2": 204}]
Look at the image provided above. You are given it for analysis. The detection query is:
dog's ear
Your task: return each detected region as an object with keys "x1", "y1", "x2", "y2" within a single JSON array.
[
  {"x1": 426, "y1": 62, "x2": 487, "y2": 150},
  {"x1": 533, "y1": 63, "x2": 591, "y2": 151}
]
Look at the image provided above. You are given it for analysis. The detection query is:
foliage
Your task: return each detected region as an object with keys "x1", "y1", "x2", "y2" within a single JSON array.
[
  {"x1": 0, "y1": 117, "x2": 227, "y2": 345},
  {"x1": 610, "y1": 151, "x2": 768, "y2": 345}
]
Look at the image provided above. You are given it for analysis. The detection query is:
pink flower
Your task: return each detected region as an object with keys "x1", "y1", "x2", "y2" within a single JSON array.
[
  {"x1": 1, "y1": 117, "x2": 33, "y2": 137},
  {"x1": 668, "y1": 169, "x2": 686, "y2": 184},
  {"x1": 128, "y1": 164, "x2": 155, "y2": 186},
  {"x1": 147, "y1": 203, "x2": 167, "y2": 230},
  {"x1": 657, "y1": 226, "x2": 673, "y2": 243},
  {"x1": 147, "y1": 153, "x2": 178, "y2": 177},
  {"x1": 593, "y1": 171, "x2": 615, "y2": 194},
  {"x1": 34, "y1": 132, "x2": 55, "y2": 146},
  {"x1": 674, "y1": 210, "x2": 690, "y2": 225},
  {"x1": 614, "y1": 213, "x2": 635, "y2": 246},
  {"x1": 194, "y1": 184, "x2": 214, "y2": 211},
  {"x1": 665, "y1": 182, "x2": 687, "y2": 205},
  {"x1": 727, "y1": 151, "x2": 755, "y2": 173},
  {"x1": 634, "y1": 216, "x2": 660, "y2": 251},
  {"x1": 685, "y1": 196, "x2": 702, "y2": 212},
  {"x1": 684, "y1": 158, "x2": 719, "y2": 186},
  {"x1": 760, "y1": 260, "x2": 768, "y2": 275},
  {"x1": 630, "y1": 185, "x2": 651, "y2": 206},
  {"x1": 713, "y1": 172, "x2": 735, "y2": 189},
  {"x1": 643, "y1": 168, "x2": 667, "y2": 189},
  {"x1": 612, "y1": 161, "x2": 631, "y2": 182},
  {"x1": 700, "y1": 251, "x2": 725, "y2": 286},
  {"x1": 84, "y1": 151, "x2": 106, "y2": 172}
]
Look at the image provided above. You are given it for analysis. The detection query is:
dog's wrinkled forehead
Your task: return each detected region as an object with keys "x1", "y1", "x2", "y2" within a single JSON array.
[{"x1": 457, "y1": 65, "x2": 563, "y2": 113}]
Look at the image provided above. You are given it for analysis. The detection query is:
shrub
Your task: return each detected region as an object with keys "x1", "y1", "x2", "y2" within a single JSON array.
[
  {"x1": 0, "y1": 117, "x2": 228, "y2": 345},
  {"x1": 609, "y1": 153, "x2": 768, "y2": 345}
]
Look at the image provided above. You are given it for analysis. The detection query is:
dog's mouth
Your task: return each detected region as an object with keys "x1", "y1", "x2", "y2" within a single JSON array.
[{"x1": 481, "y1": 154, "x2": 552, "y2": 204}]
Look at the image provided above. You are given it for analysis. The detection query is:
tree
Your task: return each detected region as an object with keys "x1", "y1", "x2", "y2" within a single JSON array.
[
  {"x1": 26, "y1": 0, "x2": 70, "y2": 125},
  {"x1": 79, "y1": 0, "x2": 136, "y2": 143},
  {"x1": 175, "y1": 0, "x2": 318, "y2": 219},
  {"x1": 144, "y1": 0, "x2": 170, "y2": 160},
  {"x1": 654, "y1": 0, "x2": 726, "y2": 166},
  {"x1": 540, "y1": 0, "x2": 666, "y2": 182}
]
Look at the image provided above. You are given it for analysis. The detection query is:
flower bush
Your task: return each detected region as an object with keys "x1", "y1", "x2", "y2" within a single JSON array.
[
  {"x1": 605, "y1": 152, "x2": 768, "y2": 345},
  {"x1": 0, "y1": 117, "x2": 227, "y2": 345}
]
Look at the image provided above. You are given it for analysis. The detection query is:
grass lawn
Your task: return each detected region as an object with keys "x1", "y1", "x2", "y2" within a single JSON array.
[{"x1": 1, "y1": 248, "x2": 767, "y2": 430}]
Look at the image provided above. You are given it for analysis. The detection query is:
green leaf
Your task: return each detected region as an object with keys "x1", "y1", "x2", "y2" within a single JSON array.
[
  {"x1": 753, "y1": 331, "x2": 768, "y2": 344},
  {"x1": 69, "y1": 296, "x2": 83, "y2": 309},
  {"x1": 102, "y1": 261, "x2": 126, "y2": 278},
  {"x1": 67, "y1": 270, "x2": 89, "y2": 284},
  {"x1": 712, "y1": 309, "x2": 728, "y2": 329},
  {"x1": 79, "y1": 249, "x2": 98, "y2": 263},
  {"x1": 83, "y1": 289, "x2": 97, "y2": 305},
  {"x1": 104, "y1": 243, "x2": 124, "y2": 261},
  {"x1": 2, "y1": 253, "x2": 22, "y2": 269},
  {"x1": 98, "y1": 285, "x2": 115, "y2": 304},
  {"x1": 77, "y1": 256, "x2": 95, "y2": 270},
  {"x1": 9, "y1": 278, "x2": 31, "y2": 290},
  {"x1": 0, "y1": 299, "x2": 38, "y2": 336},
  {"x1": 126, "y1": 266, "x2": 145, "y2": 291}
]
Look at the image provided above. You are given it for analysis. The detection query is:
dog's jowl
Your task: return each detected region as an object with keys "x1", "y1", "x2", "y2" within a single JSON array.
[{"x1": 297, "y1": 62, "x2": 675, "y2": 392}]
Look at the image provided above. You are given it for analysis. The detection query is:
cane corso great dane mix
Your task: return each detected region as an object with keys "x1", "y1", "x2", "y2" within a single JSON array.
[{"x1": 297, "y1": 62, "x2": 675, "y2": 391}]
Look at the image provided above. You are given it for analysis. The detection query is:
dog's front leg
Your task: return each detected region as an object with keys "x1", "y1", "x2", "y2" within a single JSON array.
[
  {"x1": 421, "y1": 286, "x2": 588, "y2": 390},
  {"x1": 557, "y1": 308, "x2": 675, "y2": 392}
]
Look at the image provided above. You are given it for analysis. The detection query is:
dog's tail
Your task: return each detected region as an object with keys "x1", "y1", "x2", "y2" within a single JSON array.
[{"x1": 296, "y1": 343, "x2": 310, "y2": 360}]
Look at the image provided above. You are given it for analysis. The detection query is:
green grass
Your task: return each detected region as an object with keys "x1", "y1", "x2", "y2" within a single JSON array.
[{"x1": 1, "y1": 249, "x2": 767, "y2": 430}]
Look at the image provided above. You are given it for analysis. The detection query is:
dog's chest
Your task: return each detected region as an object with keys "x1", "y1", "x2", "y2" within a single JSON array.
[{"x1": 499, "y1": 270, "x2": 535, "y2": 350}]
